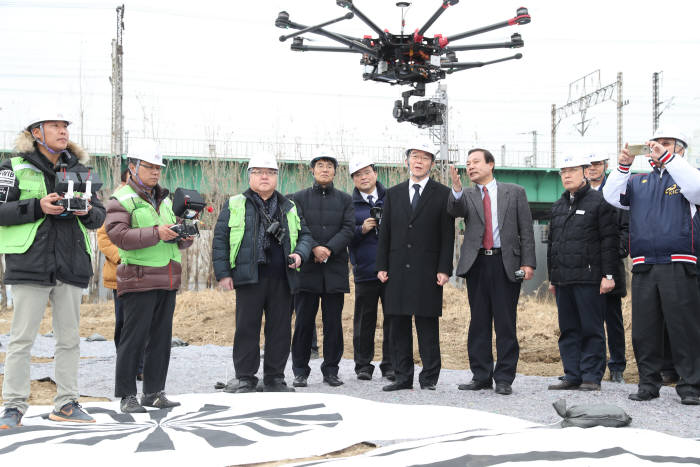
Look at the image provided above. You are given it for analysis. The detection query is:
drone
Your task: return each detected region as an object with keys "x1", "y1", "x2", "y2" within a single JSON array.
[{"x1": 276, "y1": 1, "x2": 531, "y2": 127}]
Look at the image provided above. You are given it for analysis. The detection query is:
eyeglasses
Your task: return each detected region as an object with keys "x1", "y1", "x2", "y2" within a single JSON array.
[
  {"x1": 140, "y1": 163, "x2": 162, "y2": 172},
  {"x1": 250, "y1": 169, "x2": 278, "y2": 177},
  {"x1": 559, "y1": 167, "x2": 581, "y2": 175},
  {"x1": 409, "y1": 154, "x2": 432, "y2": 162}
]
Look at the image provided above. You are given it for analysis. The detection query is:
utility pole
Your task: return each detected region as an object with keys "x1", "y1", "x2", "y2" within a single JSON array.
[
  {"x1": 110, "y1": 5, "x2": 125, "y2": 160},
  {"x1": 653, "y1": 71, "x2": 660, "y2": 133},
  {"x1": 519, "y1": 130, "x2": 538, "y2": 167},
  {"x1": 616, "y1": 72, "x2": 624, "y2": 155},
  {"x1": 427, "y1": 83, "x2": 451, "y2": 184}
]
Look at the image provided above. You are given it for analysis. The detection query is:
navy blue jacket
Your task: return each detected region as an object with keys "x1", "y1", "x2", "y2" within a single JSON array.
[
  {"x1": 348, "y1": 181, "x2": 386, "y2": 283},
  {"x1": 621, "y1": 167, "x2": 696, "y2": 267}
]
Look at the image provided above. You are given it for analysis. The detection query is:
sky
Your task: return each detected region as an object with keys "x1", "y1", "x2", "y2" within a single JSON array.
[{"x1": 1, "y1": 0, "x2": 699, "y2": 167}]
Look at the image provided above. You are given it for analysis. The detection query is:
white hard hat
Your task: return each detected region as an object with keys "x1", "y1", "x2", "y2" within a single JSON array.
[
  {"x1": 26, "y1": 112, "x2": 72, "y2": 130},
  {"x1": 651, "y1": 126, "x2": 689, "y2": 149},
  {"x1": 405, "y1": 144, "x2": 436, "y2": 160},
  {"x1": 586, "y1": 153, "x2": 609, "y2": 164},
  {"x1": 559, "y1": 154, "x2": 590, "y2": 170},
  {"x1": 128, "y1": 139, "x2": 166, "y2": 167},
  {"x1": 349, "y1": 156, "x2": 374, "y2": 176},
  {"x1": 248, "y1": 153, "x2": 279, "y2": 171}
]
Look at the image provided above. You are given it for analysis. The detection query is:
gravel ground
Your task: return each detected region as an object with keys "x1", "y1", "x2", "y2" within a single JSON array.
[{"x1": 1, "y1": 334, "x2": 699, "y2": 440}]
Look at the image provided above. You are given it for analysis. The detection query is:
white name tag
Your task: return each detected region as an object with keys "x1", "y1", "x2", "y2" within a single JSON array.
[{"x1": 575, "y1": 210, "x2": 585, "y2": 215}]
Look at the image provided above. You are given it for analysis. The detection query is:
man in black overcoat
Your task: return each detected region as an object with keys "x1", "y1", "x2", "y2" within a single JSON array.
[{"x1": 376, "y1": 144, "x2": 455, "y2": 391}]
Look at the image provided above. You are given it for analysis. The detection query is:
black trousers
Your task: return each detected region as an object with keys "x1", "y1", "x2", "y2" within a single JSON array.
[
  {"x1": 631, "y1": 263, "x2": 700, "y2": 397},
  {"x1": 604, "y1": 293, "x2": 626, "y2": 372},
  {"x1": 389, "y1": 315, "x2": 440, "y2": 386},
  {"x1": 115, "y1": 289, "x2": 176, "y2": 398},
  {"x1": 233, "y1": 276, "x2": 293, "y2": 385},
  {"x1": 113, "y1": 290, "x2": 144, "y2": 374},
  {"x1": 465, "y1": 254, "x2": 521, "y2": 384},
  {"x1": 353, "y1": 280, "x2": 392, "y2": 375},
  {"x1": 555, "y1": 285, "x2": 606, "y2": 384},
  {"x1": 292, "y1": 292, "x2": 344, "y2": 377}
]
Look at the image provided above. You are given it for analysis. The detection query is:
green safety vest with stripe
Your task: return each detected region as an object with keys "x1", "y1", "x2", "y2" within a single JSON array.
[
  {"x1": 228, "y1": 194, "x2": 300, "y2": 268},
  {"x1": 113, "y1": 184, "x2": 181, "y2": 267},
  {"x1": 0, "y1": 156, "x2": 92, "y2": 256}
]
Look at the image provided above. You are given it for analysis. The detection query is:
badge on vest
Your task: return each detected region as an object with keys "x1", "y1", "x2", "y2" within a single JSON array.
[
  {"x1": 575, "y1": 210, "x2": 585, "y2": 215},
  {"x1": 0, "y1": 169, "x2": 15, "y2": 203}
]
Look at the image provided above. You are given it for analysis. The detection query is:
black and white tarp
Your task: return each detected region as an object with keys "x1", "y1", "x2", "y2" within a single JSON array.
[{"x1": 0, "y1": 393, "x2": 698, "y2": 466}]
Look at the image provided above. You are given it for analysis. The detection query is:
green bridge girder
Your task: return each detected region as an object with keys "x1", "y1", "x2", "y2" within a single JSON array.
[{"x1": 1, "y1": 151, "x2": 564, "y2": 219}]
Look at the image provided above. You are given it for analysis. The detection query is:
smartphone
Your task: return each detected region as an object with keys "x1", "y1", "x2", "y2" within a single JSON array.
[{"x1": 628, "y1": 144, "x2": 651, "y2": 156}]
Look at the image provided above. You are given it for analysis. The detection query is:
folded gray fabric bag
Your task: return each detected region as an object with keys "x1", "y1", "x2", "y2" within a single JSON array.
[{"x1": 553, "y1": 398, "x2": 632, "y2": 428}]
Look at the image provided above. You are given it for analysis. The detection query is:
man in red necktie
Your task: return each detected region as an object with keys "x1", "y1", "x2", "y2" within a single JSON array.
[{"x1": 447, "y1": 148, "x2": 536, "y2": 396}]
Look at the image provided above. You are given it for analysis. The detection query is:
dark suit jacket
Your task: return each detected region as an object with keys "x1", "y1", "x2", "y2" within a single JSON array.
[
  {"x1": 376, "y1": 178, "x2": 454, "y2": 317},
  {"x1": 447, "y1": 181, "x2": 536, "y2": 282}
]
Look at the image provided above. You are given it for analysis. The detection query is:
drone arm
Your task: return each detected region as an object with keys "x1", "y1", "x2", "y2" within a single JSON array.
[
  {"x1": 442, "y1": 53, "x2": 522, "y2": 73},
  {"x1": 445, "y1": 34, "x2": 523, "y2": 51},
  {"x1": 291, "y1": 41, "x2": 362, "y2": 54},
  {"x1": 445, "y1": 7, "x2": 530, "y2": 44},
  {"x1": 279, "y1": 12, "x2": 354, "y2": 42},
  {"x1": 415, "y1": 0, "x2": 459, "y2": 41},
  {"x1": 285, "y1": 18, "x2": 377, "y2": 56},
  {"x1": 336, "y1": 0, "x2": 388, "y2": 41}
]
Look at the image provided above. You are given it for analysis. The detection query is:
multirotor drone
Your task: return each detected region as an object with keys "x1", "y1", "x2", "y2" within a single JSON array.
[{"x1": 276, "y1": 1, "x2": 531, "y2": 127}]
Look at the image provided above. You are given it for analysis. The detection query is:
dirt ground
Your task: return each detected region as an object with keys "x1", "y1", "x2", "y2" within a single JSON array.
[{"x1": 0, "y1": 282, "x2": 637, "y2": 408}]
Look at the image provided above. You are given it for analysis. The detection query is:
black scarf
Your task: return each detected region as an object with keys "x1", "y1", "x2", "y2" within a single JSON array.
[{"x1": 250, "y1": 192, "x2": 279, "y2": 264}]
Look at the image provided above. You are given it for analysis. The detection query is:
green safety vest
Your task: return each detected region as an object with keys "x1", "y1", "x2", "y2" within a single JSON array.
[
  {"x1": 0, "y1": 157, "x2": 92, "y2": 256},
  {"x1": 228, "y1": 194, "x2": 300, "y2": 268},
  {"x1": 113, "y1": 184, "x2": 181, "y2": 267}
]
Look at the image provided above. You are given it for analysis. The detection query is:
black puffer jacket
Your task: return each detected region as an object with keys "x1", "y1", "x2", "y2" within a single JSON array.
[
  {"x1": 212, "y1": 189, "x2": 312, "y2": 292},
  {"x1": 292, "y1": 182, "x2": 354, "y2": 294},
  {"x1": 595, "y1": 177, "x2": 629, "y2": 297},
  {"x1": 0, "y1": 142, "x2": 105, "y2": 288},
  {"x1": 547, "y1": 183, "x2": 618, "y2": 286}
]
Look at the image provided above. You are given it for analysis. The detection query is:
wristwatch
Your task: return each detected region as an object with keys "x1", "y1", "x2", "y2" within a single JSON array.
[{"x1": 605, "y1": 275, "x2": 613, "y2": 280}]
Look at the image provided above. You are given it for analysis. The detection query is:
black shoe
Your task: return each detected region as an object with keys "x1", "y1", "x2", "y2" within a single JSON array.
[
  {"x1": 548, "y1": 380, "x2": 580, "y2": 390},
  {"x1": 494, "y1": 382, "x2": 512, "y2": 395},
  {"x1": 225, "y1": 379, "x2": 257, "y2": 394},
  {"x1": 141, "y1": 391, "x2": 181, "y2": 409},
  {"x1": 264, "y1": 381, "x2": 295, "y2": 392},
  {"x1": 609, "y1": 371, "x2": 624, "y2": 383},
  {"x1": 458, "y1": 380, "x2": 493, "y2": 391},
  {"x1": 136, "y1": 373, "x2": 144, "y2": 382},
  {"x1": 310, "y1": 349, "x2": 320, "y2": 360},
  {"x1": 558, "y1": 375, "x2": 566, "y2": 381},
  {"x1": 323, "y1": 375, "x2": 344, "y2": 387},
  {"x1": 420, "y1": 383, "x2": 436, "y2": 390},
  {"x1": 382, "y1": 381, "x2": 413, "y2": 391},
  {"x1": 383, "y1": 369, "x2": 396, "y2": 382},
  {"x1": 681, "y1": 395, "x2": 700, "y2": 406},
  {"x1": 293, "y1": 375, "x2": 308, "y2": 388},
  {"x1": 121, "y1": 395, "x2": 147, "y2": 413},
  {"x1": 628, "y1": 390, "x2": 659, "y2": 401},
  {"x1": 357, "y1": 371, "x2": 372, "y2": 381},
  {"x1": 579, "y1": 382, "x2": 601, "y2": 391}
]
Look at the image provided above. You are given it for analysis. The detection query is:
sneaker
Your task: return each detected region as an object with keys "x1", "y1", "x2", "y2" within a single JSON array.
[
  {"x1": 49, "y1": 401, "x2": 96, "y2": 423},
  {"x1": 121, "y1": 395, "x2": 147, "y2": 413},
  {"x1": 0, "y1": 408, "x2": 23, "y2": 429},
  {"x1": 609, "y1": 371, "x2": 624, "y2": 383},
  {"x1": 141, "y1": 391, "x2": 181, "y2": 409}
]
